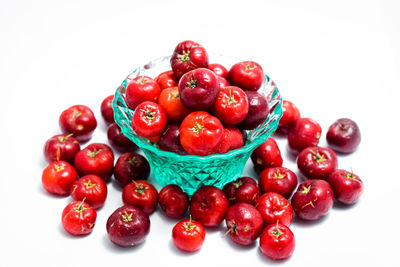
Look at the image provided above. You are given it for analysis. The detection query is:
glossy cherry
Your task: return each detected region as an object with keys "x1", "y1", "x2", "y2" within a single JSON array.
[
  {"x1": 251, "y1": 137, "x2": 283, "y2": 174},
  {"x1": 256, "y1": 192, "x2": 293, "y2": 226},
  {"x1": 178, "y1": 68, "x2": 220, "y2": 111},
  {"x1": 43, "y1": 134, "x2": 80, "y2": 163},
  {"x1": 190, "y1": 186, "x2": 229, "y2": 227},
  {"x1": 277, "y1": 100, "x2": 300, "y2": 134},
  {"x1": 170, "y1": 40, "x2": 209, "y2": 79},
  {"x1": 158, "y1": 86, "x2": 190, "y2": 123},
  {"x1": 172, "y1": 217, "x2": 205, "y2": 252},
  {"x1": 122, "y1": 180, "x2": 158, "y2": 215},
  {"x1": 42, "y1": 161, "x2": 78, "y2": 195},
  {"x1": 326, "y1": 118, "x2": 361, "y2": 154},
  {"x1": 106, "y1": 205, "x2": 150, "y2": 247},
  {"x1": 217, "y1": 76, "x2": 231, "y2": 88},
  {"x1": 100, "y1": 95, "x2": 115, "y2": 124},
  {"x1": 212, "y1": 86, "x2": 249, "y2": 125},
  {"x1": 228, "y1": 61, "x2": 265, "y2": 91},
  {"x1": 223, "y1": 177, "x2": 259, "y2": 206},
  {"x1": 238, "y1": 91, "x2": 269, "y2": 130},
  {"x1": 107, "y1": 122, "x2": 137, "y2": 153},
  {"x1": 74, "y1": 143, "x2": 114, "y2": 181},
  {"x1": 59, "y1": 105, "x2": 97, "y2": 142},
  {"x1": 259, "y1": 167, "x2": 298, "y2": 199},
  {"x1": 259, "y1": 222, "x2": 295, "y2": 260},
  {"x1": 208, "y1": 63, "x2": 228, "y2": 78},
  {"x1": 61, "y1": 199, "x2": 97, "y2": 235},
  {"x1": 70, "y1": 175, "x2": 107, "y2": 209},
  {"x1": 327, "y1": 169, "x2": 364, "y2": 204},
  {"x1": 297, "y1": 146, "x2": 338, "y2": 180},
  {"x1": 155, "y1": 70, "x2": 178, "y2": 90},
  {"x1": 291, "y1": 179, "x2": 334, "y2": 221},
  {"x1": 159, "y1": 184, "x2": 189, "y2": 218},
  {"x1": 216, "y1": 126, "x2": 244, "y2": 154},
  {"x1": 125, "y1": 76, "x2": 161, "y2": 109},
  {"x1": 131, "y1": 101, "x2": 167, "y2": 138},
  {"x1": 159, "y1": 124, "x2": 187, "y2": 155},
  {"x1": 114, "y1": 152, "x2": 150, "y2": 188},
  {"x1": 179, "y1": 111, "x2": 224, "y2": 156},
  {"x1": 288, "y1": 118, "x2": 322, "y2": 153},
  {"x1": 225, "y1": 203, "x2": 264, "y2": 245}
]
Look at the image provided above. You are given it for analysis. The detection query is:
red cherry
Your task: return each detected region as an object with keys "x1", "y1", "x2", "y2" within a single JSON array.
[
  {"x1": 277, "y1": 100, "x2": 300, "y2": 134},
  {"x1": 288, "y1": 118, "x2": 322, "y2": 154},
  {"x1": 208, "y1": 63, "x2": 229, "y2": 78},
  {"x1": 59, "y1": 105, "x2": 97, "y2": 142},
  {"x1": 228, "y1": 61, "x2": 265, "y2": 91},
  {"x1": 326, "y1": 118, "x2": 361, "y2": 153},
  {"x1": 43, "y1": 134, "x2": 80, "y2": 163},
  {"x1": 131, "y1": 101, "x2": 167, "y2": 138},
  {"x1": 259, "y1": 167, "x2": 298, "y2": 199},
  {"x1": 327, "y1": 169, "x2": 364, "y2": 204},
  {"x1": 297, "y1": 146, "x2": 338, "y2": 180},
  {"x1": 61, "y1": 199, "x2": 97, "y2": 235},
  {"x1": 216, "y1": 126, "x2": 244, "y2": 154},
  {"x1": 223, "y1": 177, "x2": 259, "y2": 206},
  {"x1": 251, "y1": 137, "x2": 283, "y2": 174},
  {"x1": 107, "y1": 123, "x2": 137, "y2": 153},
  {"x1": 259, "y1": 222, "x2": 295, "y2": 260},
  {"x1": 256, "y1": 192, "x2": 293, "y2": 226},
  {"x1": 122, "y1": 180, "x2": 158, "y2": 215},
  {"x1": 100, "y1": 95, "x2": 115, "y2": 124},
  {"x1": 212, "y1": 86, "x2": 249, "y2": 125},
  {"x1": 125, "y1": 76, "x2": 161, "y2": 109},
  {"x1": 70, "y1": 175, "x2": 107, "y2": 209},
  {"x1": 113, "y1": 152, "x2": 150, "y2": 188},
  {"x1": 172, "y1": 218, "x2": 205, "y2": 252},
  {"x1": 159, "y1": 184, "x2": 189, "y2": 219},
  {"x1": 42, "y1": 161, "x2": 78, "y2": 195},
  {"x1": 155, "y1": 70, "x2": 178, "y2": 90}
]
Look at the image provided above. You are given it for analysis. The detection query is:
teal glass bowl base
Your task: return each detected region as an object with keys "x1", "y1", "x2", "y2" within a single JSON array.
[{"x1": 113, "y1": 55, "x2": 282, "y2": 195}]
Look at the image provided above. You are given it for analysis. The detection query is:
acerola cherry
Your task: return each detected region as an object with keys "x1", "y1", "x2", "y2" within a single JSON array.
[
  {"x1": 228, "y1": 61, "x2": 265, "y2": 91},
  {"x1": 277, "y1": 100, "x2": 300, "y2": 134},
  {"x1": 297, "y1": 146, "x2": 338, "y2": 180},
  {"x1": 327, "y1": 169, "x2": 364, "y2": 204},
  {"x1": 158, "y1": 86, "x2": 190, "y2": 123},
  {"x1": 113, "y1": 152, "x2": 150, "y2": 188},
  {"x1": 59, "y1": 105, "x2": 97, "y2": 142},
  {"x1": 251, "y1": 137, "x2": 283, "y2": 174},
  {"x1": 217, "y1": 76, "x2": 231, "y2": 88},
  {"x1": 238, "y1": 91, "x2": 269, "y2": 130},
  {"x1": 291, "y1": 179, "x2": 334, "y2": 221},
  {"x1": 190, "y1": 186, "x2": 229, "y2": 227},
  {"x1": 326, "y1": 118, "x2": 361, "y2": 154},
  {"x1": 288, "y1": 118, "x2": 322, "y2": 154},
  {"x1": 172, "y1": 217, "x2": 205, "y2": 252},
  {"x1": 259, "y1": 167, "x2": 298, "y2": 199},
  {"x1": 70, "y1": 175, "x2": 108, "y2": 209},
  {"x1": 208, "y1": 63, "x2": 228, "y2": 78},
  {"x1": 159, "y1": 184, "x2": 189, "y2": 219},
  {"x1": 122, "y1": 180, "x2": 158, "y2": 215},
  {"x1": 223, "y1": 177, "x2": 259, "y2": 206},
  {"x1": 256, "y1": 192, "x2": 293, "y2": 226},
  {"x1": 106, "y1": 205, "x2": 150, "y2": 247},
  {"x1": 131, "y1": 101, "x2": 167, "y2": 138},
  {"x1": 216, "y1": 126, "x2": 244, "y2": 154},
  {"x1": 225, "y1": 203, "x2": 264, "y2": 245},
  {"x1": 61, "y1": 199, "x2": 97, "y2": 235},
  {"x1": 259, "y1": 222, "x2": 295, "y2": 260},
  {"x1": 159, "y1": 124, "x2": 188, "y2": 155},
  {"x1": 155, "y1": 70, "x2": 178, "y2": 90},
  {"x1": 212, "y1": 86, "x2": 249, "y2": 125},
  {"x1": 42, "y1": 161, "x2": 78, "y2": 195},
  {"x1": 125, "y1": 76, "x2": 161, "y2": 109},
  {"x1": 107, "y1": 123, "x2": 137, "y2": 153},
  {"x1": 43, "y1": 134, "x2": 80, "y2": 163},
  {"x1": 100, "y1": 95, "x2": 115, "y2": 124}
]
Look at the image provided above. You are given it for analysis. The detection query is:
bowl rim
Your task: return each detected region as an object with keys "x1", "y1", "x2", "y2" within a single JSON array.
[{"x1": 112, "y1": 56, "x2": 283, "y2": 162}]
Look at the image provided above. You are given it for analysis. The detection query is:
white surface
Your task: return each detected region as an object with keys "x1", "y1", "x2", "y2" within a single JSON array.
[{"x1": 1, "y1": 0, "x2": 399, "y2": 266}]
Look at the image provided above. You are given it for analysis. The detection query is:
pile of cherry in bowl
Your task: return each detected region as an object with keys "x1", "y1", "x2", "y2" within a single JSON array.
[{"x1": 41, "y1": 40, "x2": 363, "y2": 260}]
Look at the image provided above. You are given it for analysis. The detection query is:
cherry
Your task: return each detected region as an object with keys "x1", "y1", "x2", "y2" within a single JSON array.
[
  {"x1": 327, "y1": 169, "x2": 364, "y2": 204},
  {"x1": 172, "y1": 217, "x2": 205, "y2": 252},
  {"x1": 107, "y1": 123, "x2": 137, "y2": 153},
  {"x1": 223, "y1": 176, "x2": 259, "y2": 206},
  {"x1": 224, "y1": 203, "x2": 264, "y2": 245},
  {"x1": 159, "y1": 184, "x2": 189, "y2": 219},
  {"x1": 70, "y1": 175, "x2": 107, "y2": 209},
  {"x1": 106, "y1": 205, "x2": 150, "y2": 247},
  {"x1": 212, "y1": 86, "x2": 249, "y2": 125},
  {"x1": 61, "y1": 199, "x2": 97, "y2": 235},
  {"x1": 100, "y1": 95, "x2": 115, "y2": 124},
  {"x1": 216, "y1": 126, "x2": 244, "y2": 154},
  {"x1": 122, "y1": 180, "x2": 158, "y2": 215},
  {"x1": 125, "y1": 76, "x2": 161, "y2": 109},
  {"x1": 238, "y1": 91, "x2": 269, "y2": 130},
  {"x1": 217, "y1": 76, "x2": 231, "y2": 88},
  {"x1": 259, "y1": 167, "x2": 298, "y2": 199},
  {"x1": 326, "y1": 118, "x2": 361, "y2": 153},
  {"x1": 256, "y1": 192, "x2": 293, "y2": 226},
  {"x1": 159, "y1": 124, "x2": 188, "y2": 155},
  {"x1": 297, "y1": 146, "x2": 338, "y2": 180},
  {"x1": 251, "y1": 137, "x2": 283, "y2": 174},
  {"x1": 43, "y1": 134, "x2": 80, "y2": 163},
  {"x1": 277, "y1": 100, "x2": 300, "y2": 134},
  {"x1": 228, "y1": 61, "x2": 265, "y2": 91},
  {"x1": 114, "y1": 152, "x2": 150, "y2": 188},
  {"x1": 41, "y1": 161, "x2": 78, "y2": 196},
  {"x1": 291, "y1": 179, "x2": 334, "y2": 221},
  {"x1": 59, "y1": 105, "x2": 97, "y2": 142},
  {"x1": 288, "y1": 118, "x2": 322, "y2": 154},
  {"x1": 208, "y1": 63, "x2": 228, "y2": 78},
  {"x1": 259, "y1": 222, "x2": 295, "y2": 260}
]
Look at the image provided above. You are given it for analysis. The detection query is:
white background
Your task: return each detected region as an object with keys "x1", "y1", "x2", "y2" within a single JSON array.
[{"x1": 1, "y1": 0, "x2": 399, "y2": 266}]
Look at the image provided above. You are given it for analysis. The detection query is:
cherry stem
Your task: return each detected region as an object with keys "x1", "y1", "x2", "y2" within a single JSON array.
[{"x1": 222, "y1": 227, "x2": 233, "y2": 238}]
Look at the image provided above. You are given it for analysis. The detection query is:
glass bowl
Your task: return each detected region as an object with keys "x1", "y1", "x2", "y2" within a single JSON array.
[{"x1": 112, "y1": 54, "x2": 282, "y2": 195}]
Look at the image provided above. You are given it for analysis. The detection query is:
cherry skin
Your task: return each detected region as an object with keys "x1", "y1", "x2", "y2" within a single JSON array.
[
  {"x1": 158, "y1": 86, "x2": 190, "y2": 123},
  {"x1": 42, "y1": 161, "x2": 78, "y2": 195},
  {"x1": 61, "y1": 199, "x2": 97, "y2": 235},
  {"x1": 114, "y1": 152, "x2": 150, "y2": 188},
  {"x1": 59, "y1": 105, "x2": 97, "y2": 142},
  {"x1": 106, "y1": 205, "x2": 150, "y2": 247},
  {"x1": 251, "y1": 137, "x2": 283, "y2": 174},
  {"x1": 212, "y1": 86, "x2": 249, "y2": 125},
  {"x1": 43, "y1": 134, "x2": 80, "y2": 163},
  {"x1": 327, "y1": 169, "x2": 364, "y2": 204},
  {"x1": 74, "y1": 143, "x2": 114, "y2": 182},
  {"x1": 259, "y1": 167, "x2": 298, "y2": 199},
  {"x1": 326, "y1": 118, "x2": 361, "y2": 154},
  {"x1": 70, "y1": 175, "x2": 108, "y2": 209},
  {"x1": 256, "y1": 192, "x2": 293, "y2": 226},
  {"x1": 159, "y1": 184, "x2": 189, "y2": 219},
  {"x1": 155, "y1": 70, "x2": 178, "y2": 90},
  {"x1": 100, "y1": 95, "x2": 115, "y2": 124},
  {"x1": 172, "y1": 218, "x2": 206, "y2": 252},
  {"x1": 122, "y1": 180, "x2": 158, "y2": 215},
  {"x1": 178, "y1": 68, "x2": 220, "y2": 111},
  {"x1": 107, "y1": 123, "x2": 137, "y2": 153},
  {"x1": 208, "y1": 63, "x2": 229, "y2": 78},
  {"x1": 225, "y1": 203, "x2": 264, "y2": 245},
  {"x1": 131, "y1": 101, "x2": 167, "y2": 138},
  {"x1": 228, "y1": 61, "x2": 265, "y2": 91},
  {"x1": 297, "y1": 146, "x2": 338, "y2": 180},
  {"x1": 190, "y1": 186, "x2": 229, "y2": 227},
  {"x1": 291, "y1": 179, "x2": 334, "y2": 221},
  {"x1": 125, "y1": 76, "x2": 161, "y2": 109},
  {"x1": 216, "y1": 126, "x2": 244, "y2": 154},
  {"x1": 159, "y1": 124, "x2": 188, "y2": 155},
  {"x1": 259, "y1": 222, "x2": 295, "y2": 260},
  {"x1": 170, "y1": 40, "x2": 209, "y2": 79},
  {"x1": 238, "y1": 91, "x2": 269, "y2": 130},
  {"x1": 288, "y1": 118, "x2": 322, "y2": 154},
  {"x1": 223, "y1": 177, "x2": 259, "y2": 206},
  {"x1": 277, "y1": 100, "x2": 300, "y2": 134},
  {"x1": 217, "y1": 76, "x2": 231, "y2": 88}
]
